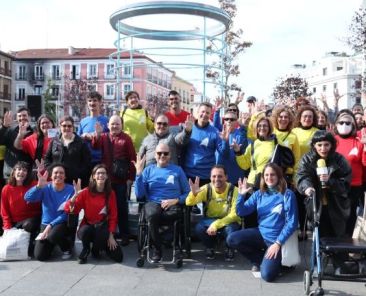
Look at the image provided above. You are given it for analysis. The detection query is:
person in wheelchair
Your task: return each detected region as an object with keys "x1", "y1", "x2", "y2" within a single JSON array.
[
  {"x1": 134, "y1": 143, "x2": 190, "y2": 263},
  {"x1": 186, "y1": 165, "x2": 241, "y2": 261}
]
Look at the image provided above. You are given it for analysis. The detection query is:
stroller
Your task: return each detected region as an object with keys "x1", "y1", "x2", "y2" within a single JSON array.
[{"x1": 304, "y1": 192, "x2": 366, "y2": 295}]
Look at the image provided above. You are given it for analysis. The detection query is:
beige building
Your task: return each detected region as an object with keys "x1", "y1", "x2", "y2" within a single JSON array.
[
  {"x1": 0, "y1": 50, "x2": 13, "y2": 116},
  {"x1": 171, "y1": 74, "x2": 195, "y2": 113}
]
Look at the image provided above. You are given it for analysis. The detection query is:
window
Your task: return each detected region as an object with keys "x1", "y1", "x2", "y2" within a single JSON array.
[
  {"x1": 322, "y1": 68, "x2": 327, "y2": 76},
  {"x1": 355, "y1": 79, "x2": 362, "y2": 89},
  {"x1": 34, "y1": 65, "x2": 43, "y2": 80},
  {"x1": 147, "y1": 67, "x2": 152, "y2": 81},
  {"x1": 17, "y1": 87, "x2": 25, "y2": 100},
  {"x1": 52, "y1": 65, "x2": 60, "y2": 80},
  {"x1": 123, "y1": 84, "x2": 131, "y2": 94},
  {"x1": 71, "y1": 64, "x2": 80, "y2": 79},
  {"x1": 123, "y1": 64, "x2": 131, "y2": 76},
  {"x1": 18, "y1": 65, "x2": 26, "y2": 80},
  {"x1": 34, "y1": 85, "x2": 42, "y2": 95},
  {"x1": 322, "y1": 85, "x2": 327, "y2": 92},
  {"x1": 88, "y1": 84, "x2": 97, "y2": 92},
  {"x1": 88, "y1": 64, "x2": 97, "y2": 78},
  {"x1": 146, "y1": 85, "x2": 151, "y2": 97},
  {"x1": 105, "y1": 84, "x2": 115, "y2": 98},
  {"x1": 105, "y1": 64, "x2": 115, "y2": 78},
  {"x1": 336, "y1": 66, "x2": 343, "y2": 71},
  {"x1": 51, "y1": 85, "x2": 59, "y2": 97},
  {"x1": 313, "y1": 87, "x2": 316, "y2": 94},
  {"x1": 333, "y1": 83, "x2": 338, "y2": 90}
]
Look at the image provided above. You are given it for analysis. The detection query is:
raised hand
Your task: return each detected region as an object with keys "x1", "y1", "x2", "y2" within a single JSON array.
[
  {"x1": 37, "y1": 169, "x2": 49, "y2": 188},
  {"x1": 230, "y1": 138, "x2": 242, "y2": 153},
  {"x1": 184, "y1": 114, "x2": 195, "y2": 133},
  {"x1": 94, "y1": 121, "x2": 104, "y2": 135},
  {"x1": 18, "y1": 121, "x2": 29, "y2": 136},
  {"x1": 132, "y1": 154, "x2": 146, "y2": 175},
  {"x1": 235, "y1": 91, "x2": 245, "y2": 105},
  {"x1": 239, "y1": 112, "x2": 251, "y2": 127},
  {"x1": 220, "y1": 123, "x2": 230, "y2": 142},
  {"x1": 238, "y1": 177, "x2": 252, "y2": 195},
  {"x1": 188, "y1": 176, "x2": 202, "y2": 196},
  {"x1": 73, "y1": 178, "x2": 82, "y2": 195},
  {"x1": 35, "y1": 159, "x2": 45, "y2": 172},
  {"x1": 214, "y1": 96, "x2": 224, "y2": 110},
  {"x1": 2, "y1": 111, "x2": 13, "y2": 128}
]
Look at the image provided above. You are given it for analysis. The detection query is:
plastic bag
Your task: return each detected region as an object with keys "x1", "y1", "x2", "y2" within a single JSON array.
[
  {"x1": 281, "y1": 231, "x2": 301, "y2": 267},
  {"x1": 0, "y1": 228, "x2": 30, "y2": 261}
]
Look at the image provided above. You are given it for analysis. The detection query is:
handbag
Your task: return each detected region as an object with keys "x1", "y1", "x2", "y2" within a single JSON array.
[
  {"x1": 107, "y1": 135, "x2": 129, "y2": 179},
  {"x1": 281, "y1": 191, "x2": 301, "y2": 267},
  {"x1": 352, "y1": 193, "x2": 366, "y2": 241},
  {"x1": 270, "y1": 136, "x2": 295, "y2": 171},
  {"x1": 0, "y1": 228, "x2": 30, "y2": 261}
]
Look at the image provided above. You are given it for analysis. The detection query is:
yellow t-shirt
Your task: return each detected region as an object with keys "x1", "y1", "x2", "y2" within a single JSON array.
[{"x1": 0, "y1": 145, "x2": 6, "y2": 160}]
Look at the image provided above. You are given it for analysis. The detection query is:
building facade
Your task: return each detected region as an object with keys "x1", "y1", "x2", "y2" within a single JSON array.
[
  {"x1": 171, "y1": 74, "x2": 195, "y2": 113},
  {"x1": 11, "y1": 47, "x2": 174, "y2": 121},
  {"x1": 0, "y1": 50, "x2": 13, "y2": 116}
]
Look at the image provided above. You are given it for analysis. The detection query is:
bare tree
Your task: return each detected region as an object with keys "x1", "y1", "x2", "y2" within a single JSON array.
[
  {"x1": 272, "y1": 75, "x2": 311, "y2": 105},
  {"x1": 206, "y1": 0, "x2": 252, "y2": 104},
  {"x1": 347, "y1": 6, "x2": 366, "y2": 100},
  {"x1": 145, "y1": 95, "x2": 168, "y2": 119}
]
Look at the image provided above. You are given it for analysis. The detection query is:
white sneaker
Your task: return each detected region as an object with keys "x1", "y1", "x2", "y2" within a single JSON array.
[{"x1": 61, "y1": 250, "x2": 72, "y2": 260}]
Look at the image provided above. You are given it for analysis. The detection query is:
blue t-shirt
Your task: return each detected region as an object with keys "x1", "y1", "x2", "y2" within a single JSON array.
[
  {"x1": 25, "y1": 183, "x2": 75, "y2": 227},
  {"x1": 78, "y1": 115, "x2": 109, "y2": 163},
  {"x1": 135, "y1": 164, "x2": 190, "y2": 204}
]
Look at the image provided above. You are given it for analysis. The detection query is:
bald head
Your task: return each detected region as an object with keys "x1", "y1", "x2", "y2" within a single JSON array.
[
  {"x1": 155, "y1": 143, "x2": 170, "y2": 167},
  {"x1": 109, "y1": 115, "x2": 122, "y2": 135}
]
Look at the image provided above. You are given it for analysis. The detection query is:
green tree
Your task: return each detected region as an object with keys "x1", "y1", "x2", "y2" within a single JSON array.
[
  {"x1": 43, "y1": 79, "x2": 57, "y2": 124},
  {"x1": 206, "y1": 0, "x2": 252, "y2": 104}
]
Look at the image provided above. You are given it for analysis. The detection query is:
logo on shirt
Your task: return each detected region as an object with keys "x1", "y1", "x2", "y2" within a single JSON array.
[
  {"x1": 57, "y1": 201, "x2": 66, "y2": 211},
  {"x1": 200, "y1": 137, "x2": 209, "y2": 147},
  {"x1": 349, "y1": 147, "x2": 358, "y2": 156},
  {"x1": 99, "y1": 206, "x2": 107, "y2": 215},
  {"x1": 271, "y1": 204, "x2": 283, "y2": 215},
  {"x1": 139, "y1": 115, "x2": 146, "y2": 124},
  {"x1": 166, "y1": 175, "x2": 175, "y2": 185},
  {"x1": 283, "y1": 140, "x2": 289, "y2": 147}
]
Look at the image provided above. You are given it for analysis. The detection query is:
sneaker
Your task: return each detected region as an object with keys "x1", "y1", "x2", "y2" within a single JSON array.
[
  {"x1": 224, "y1": 248, "x2": 234, "y2": 262},
  {"x1": 151, "y1": 248, "x2": 162, "y2": 263},
  {"x1": 61, "y1": 250, "x2": 72, "y2": 260},
  {"x1": 205, "y1": 248, "x2": 215, "y2": 260},
  {"x1": 251, "y1": 264, "x2": 260, "y2": 272},
  {"x1": 78, "y1": 248, "x2": 90, "y2": 264}
]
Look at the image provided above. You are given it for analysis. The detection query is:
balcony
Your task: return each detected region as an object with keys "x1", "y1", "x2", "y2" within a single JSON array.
[
  {"x1": 15, "y1": 73, "x2": 28, "y2": 80},
  {"x1": 0, "y1": 92, "x2": 11, "y2": 101},
  {"x1": 0, "y1": 67, "x2": 12, "y2": 77},
  {"x1": 14, "y1": 93, "x2": 26, "y2": 101},
  {"x1": 51, "y1": 74, "x2": 61, "y2": 80},
  {"x1": 31, "y1": 74, "x2": 45, "y2": 82}
]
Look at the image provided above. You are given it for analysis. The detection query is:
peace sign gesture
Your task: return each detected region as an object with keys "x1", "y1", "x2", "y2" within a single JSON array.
[
  {"x1": 73, "y1": 178, "x2": 82, "y2": 195},
  {"x1": 37, "y1": 169, "x2": 49, "y2": 188}
]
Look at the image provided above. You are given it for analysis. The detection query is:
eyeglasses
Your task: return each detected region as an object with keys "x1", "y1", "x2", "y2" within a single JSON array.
[
  {"x1": 156, "y1": 122, "x2": 168, "y2": 127},
  {"x1": 338, "y1": 121, "x2": 351, "y2": 126},
  {"x1": 227, "y1": 108, "x2": 238, "y2": 112},
  {"x1": 257, "y1": 124, "x2": 269, "y2": 128},
  {"x1": 61, "y1": 124, "x2": 73, "y2": 128},
  {"x1": 224, "y1": 118, "x2": 236, "y2": 121},
  {"x1": 156, "y1": 151, "x2": 169, "y2": 156}
]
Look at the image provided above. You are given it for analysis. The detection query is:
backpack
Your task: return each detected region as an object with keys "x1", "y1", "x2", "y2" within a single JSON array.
[
  {"x1": 120, "y1": 105, "x2": 150, "y2": 129},
  {"x1": 204, "y1": 183, "x2": 235, "y2": 218}
]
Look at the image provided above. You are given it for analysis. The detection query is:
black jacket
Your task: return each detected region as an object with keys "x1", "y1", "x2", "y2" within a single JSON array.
[
  {"x1": 0, "y1": 125, "x2": 33, "y2": 178},
  {"x1": 296, "y1": 150, "x2": 352, "y2": 237},
  {"x1": 44, "y1": 133, "x2": 91, "y2": 185}
]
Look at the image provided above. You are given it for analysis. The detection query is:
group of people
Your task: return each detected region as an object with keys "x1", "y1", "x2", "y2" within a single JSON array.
[{"x1": 0, "y1": 89, "x2": 364, "y2": 282}]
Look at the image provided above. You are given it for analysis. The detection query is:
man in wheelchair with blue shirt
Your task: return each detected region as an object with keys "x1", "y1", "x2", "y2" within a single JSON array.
[{"x1": 134, "y1": 143, "x2": 190, "y2": 263}]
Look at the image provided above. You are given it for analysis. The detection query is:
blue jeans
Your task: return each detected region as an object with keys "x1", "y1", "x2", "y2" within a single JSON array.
[
  {"x1": 226, "y1": 227, "x2": 282, "y2": 282},
  {"x1": 112, "y1": 183, "x2": 128, "y2": 238},
  {"x1": 195, "y1": 218, "x2": 240, "y2": 249}
]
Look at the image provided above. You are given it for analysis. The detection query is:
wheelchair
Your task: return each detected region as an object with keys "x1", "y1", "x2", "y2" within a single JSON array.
[
  {"x1": 135, "y1": 203, "x2": 191, "y2": 268},
  {"x1": 303, "y1": 192, "x2": 366, "y2": 296}
]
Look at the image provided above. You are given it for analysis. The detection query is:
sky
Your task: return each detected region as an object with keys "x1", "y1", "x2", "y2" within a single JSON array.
[{"x1": 0, "y1": 0, "x2": 363, "y2": 102}]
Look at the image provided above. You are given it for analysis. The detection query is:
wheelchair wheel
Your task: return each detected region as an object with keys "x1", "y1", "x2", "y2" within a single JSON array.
[
  {"x1": 137, "y1": 210, "x2": 147, "y2": 252},
  {"x1": 303, "y1": 270, "x2": 311, "y2": 295},
  {"x1": 136, "y1": 257, "x2": 145, "y2": 268},
  {"x1": 185, "y1": 236, "x2": 191, "y2": 259}
]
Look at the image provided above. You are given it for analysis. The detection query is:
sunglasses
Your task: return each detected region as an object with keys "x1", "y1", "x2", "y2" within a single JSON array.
[
  {"x1": 224, "y1": 118, "x2": 236, "y2": 121},
  {"x1": 338, "y1": 121, "x2": 351, "y2": 126},
  {"x1": 61, "y1": 124, "x2": 73, "y2": 128},
  {"x1": 156, "y1": 152, "x2": 169, "y2": 156},
  {"x1": 227, "y1": 108, "x2": 238, "y2": 112},
  {"x1": 156, "y1": 122, "x2": 168, "y2": 127}
]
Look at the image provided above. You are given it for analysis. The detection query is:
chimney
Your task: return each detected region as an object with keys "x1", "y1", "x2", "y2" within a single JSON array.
[{"x1": 68, "y1": 46, "x2": 75, "y2": 55}]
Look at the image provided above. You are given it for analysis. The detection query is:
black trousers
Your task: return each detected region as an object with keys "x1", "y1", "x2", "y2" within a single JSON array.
[
  {"x1": 346, "y1": 186, "x2": 363, "y2": 237},
  {"x1": 296, "y1": 190, "x2": 307, "y2": 232},
  {"x1": 78, "y1": 223, "x2": 123, "y2": 262},
  {"x1": 14, "y1": 216, "x2": 41, "y2": 257},
  {"x1": 34, "y1": 223, "x2": 71, "y2": 261},
  {"x1": 144, "y1": 202, "x2": 181, "y2": 249}
]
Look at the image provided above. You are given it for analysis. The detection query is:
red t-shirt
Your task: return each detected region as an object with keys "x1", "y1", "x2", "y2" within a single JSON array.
[
  {"x1": 21, "y1": 133, "x2": 51, "y2": 160},
  {"x1": 165, "y1": 110, "x2": 190, "y2": 126},
  {"x1": 335, "y1": 135, "x2": 366, "y2": 186},
  {"x1": 1, "y1": 183, "x2": 41, "y2": 229},
  {"x1": 65, "y1": 188, "x2": 118, "y2": 233}
]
